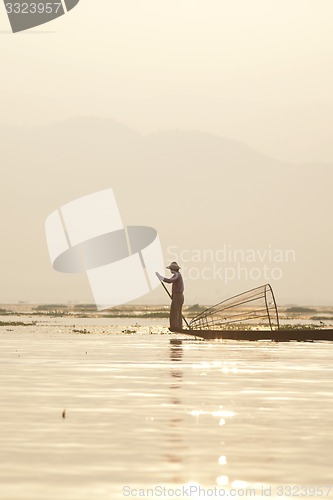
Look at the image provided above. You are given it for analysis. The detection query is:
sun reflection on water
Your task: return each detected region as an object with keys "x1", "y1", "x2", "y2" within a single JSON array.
[
  {"x1": 218, "y1": 455, "x2": 227, "y2": 465},
  {"x1": 189, "y1": 409, "x2": 235, "y2": 417},
  {"x1": 216, "y1": 475, "x2": 229, "y2": 486}
]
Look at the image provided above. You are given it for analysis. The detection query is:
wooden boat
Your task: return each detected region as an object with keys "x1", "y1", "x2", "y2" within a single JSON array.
[
  {"x1": 169, "y1": 327, "x2": 333, "y2": 342},
  {"x1": 169, "y1": 284, "x2": 333, "y2": 342}
]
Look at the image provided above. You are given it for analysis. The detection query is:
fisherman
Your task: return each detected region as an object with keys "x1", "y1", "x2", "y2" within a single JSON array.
[{"x1": 156, "y1": 262, "x2": 184, "y2": 331}]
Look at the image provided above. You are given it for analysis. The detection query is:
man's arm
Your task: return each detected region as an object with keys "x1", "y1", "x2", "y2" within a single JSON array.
[
  {"x1": 163, "y1": 274, "x2": 179, "y2": 283},
  {"x1": 155, "y1": 272, "x2": 178, "y2": 283}
]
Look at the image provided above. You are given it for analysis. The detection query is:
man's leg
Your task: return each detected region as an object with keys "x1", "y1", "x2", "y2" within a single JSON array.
[
  {"x1": 170, "y1": 297, "x2": 177, "y2": 329},
  {"x1": 177, "y1": 294, "x2": 184, "y2": 329},
  {"x1": 171, "y1": 293, "x2": 183, "y2": 329}
]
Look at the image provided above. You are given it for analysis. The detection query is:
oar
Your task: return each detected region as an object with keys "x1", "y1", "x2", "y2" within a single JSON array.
[{"x1": 160, "y1": 280, "x2": 190, "y2": 329}]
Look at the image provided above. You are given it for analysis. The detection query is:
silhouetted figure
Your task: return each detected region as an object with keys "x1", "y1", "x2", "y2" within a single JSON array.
[{"x1": 156, "y1": 262, "x2": 184, "y2": 331}]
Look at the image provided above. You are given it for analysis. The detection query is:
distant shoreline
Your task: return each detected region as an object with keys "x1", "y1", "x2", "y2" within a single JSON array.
[{"x1": 1, "y1": 304, "x2": 333, "y2": 322}]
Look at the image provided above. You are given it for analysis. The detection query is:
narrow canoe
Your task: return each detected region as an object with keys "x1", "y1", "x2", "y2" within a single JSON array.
[{"x1": 169, "y1": 328, "x2": 333, "y2": 342}]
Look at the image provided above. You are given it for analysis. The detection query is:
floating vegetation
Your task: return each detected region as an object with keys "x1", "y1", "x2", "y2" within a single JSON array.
[
  {"x1": 310, "y1": 316, "x2": 333, "y2": 321},
  {"x1": 0, "y1": 308, "x2": 12, "y2": 315},
  {"x1": 0, "y1": 321, "x2": 36, "y2": 327},
  {"x1": 285, "y1": 307, "x2": 318, "y2": 313},
  {"x1": 73, "y1": 304, "x2": 97, "y2": 311},
  {"x1": 279, "y1": 323, "x2": 322, "y2": 330},
  {"x1": 31, "y1": 311, "x2": 69, "y2": 317},
  {"x1": 103, "y1": 311, "x2": 169, "y2": 319},
  {"x1": 140, "y1": 312, "x2": 169, "y2": 318},
  {"x1": 34, "y1": 304, "x2": 68, "y2": 311},
  {"x1": 186, "y1": 304, "x2": 206, "y2": 313}
]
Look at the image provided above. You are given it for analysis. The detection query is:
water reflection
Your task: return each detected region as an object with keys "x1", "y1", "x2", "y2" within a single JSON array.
[
  {"x1": 164, "y1": 339, "x2": 187, "y2": 481},
  {"x1": 184, "y1": 342, "x2": 239, "y2": 488},
  {"x1": 170, "y1": 339, "x2": 183, "y2": 386},
  {"x1": 167, "y1": 340, "x2": 236, "y2": 487}
]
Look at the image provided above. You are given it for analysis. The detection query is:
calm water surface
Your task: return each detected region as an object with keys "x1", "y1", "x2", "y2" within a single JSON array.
[{"x1": 1, "y1": 320, "x2": 333, "y2": 500}]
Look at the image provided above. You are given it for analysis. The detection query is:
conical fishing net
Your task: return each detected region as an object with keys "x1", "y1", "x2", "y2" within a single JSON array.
[{"x1": 189, "y1": 284, "x2": 279, "y2": 331}]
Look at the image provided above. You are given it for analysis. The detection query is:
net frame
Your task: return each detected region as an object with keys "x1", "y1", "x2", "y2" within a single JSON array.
[{"x1": 189, "y1": 283, "x2": 279, "y2": 331}]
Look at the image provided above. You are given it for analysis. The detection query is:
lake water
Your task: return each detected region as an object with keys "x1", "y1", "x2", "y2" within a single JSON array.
[{"x1": 1, "y1": 318, "x2": 333, "y2": 500}]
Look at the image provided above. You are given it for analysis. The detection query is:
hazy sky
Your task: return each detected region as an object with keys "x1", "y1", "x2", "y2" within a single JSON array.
[
  {"x1": 1, "y1": 1, "x2": 333, "y2": 306},
  {"x1": 1, "y1": 0, "x2": 333, "y2": 162}
]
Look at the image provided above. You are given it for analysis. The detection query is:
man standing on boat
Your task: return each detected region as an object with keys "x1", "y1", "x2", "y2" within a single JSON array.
[{"x1": 156, "y1": 262, "x2": 184, "y2": 331}]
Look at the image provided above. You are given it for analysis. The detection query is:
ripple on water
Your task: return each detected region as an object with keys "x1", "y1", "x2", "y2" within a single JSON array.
[{"x1": 0, "y1": 329, "x2": 333, "y2": 499}]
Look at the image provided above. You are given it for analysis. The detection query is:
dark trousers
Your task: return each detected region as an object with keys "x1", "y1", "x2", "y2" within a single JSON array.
[{"x1": 170, "y1": 292, "x2": 184, "y2": 329}]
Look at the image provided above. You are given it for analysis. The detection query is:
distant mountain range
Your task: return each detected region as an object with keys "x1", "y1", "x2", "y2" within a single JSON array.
[{"x1": 1, "y1": 116, "x2": 332, "y2": 305}]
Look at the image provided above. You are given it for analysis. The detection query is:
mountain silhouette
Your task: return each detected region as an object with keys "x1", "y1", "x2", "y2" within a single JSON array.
[{"x1": 0, "y1": 116, "x2": 332, "y2": 304}]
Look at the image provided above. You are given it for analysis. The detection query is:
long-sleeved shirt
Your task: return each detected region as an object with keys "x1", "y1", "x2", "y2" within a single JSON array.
[{"x1": 163, "y1": 272, "x2": 184, "y2": 294}]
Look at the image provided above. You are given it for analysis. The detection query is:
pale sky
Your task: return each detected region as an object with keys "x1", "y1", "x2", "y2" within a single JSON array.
[
  {"x1": 1, "y1": 1, "x2": 333, "y2": 306},
  {"x1": 1, "y1": 0, "x2": 333, "y2": 162}
]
